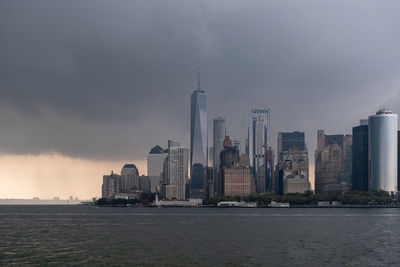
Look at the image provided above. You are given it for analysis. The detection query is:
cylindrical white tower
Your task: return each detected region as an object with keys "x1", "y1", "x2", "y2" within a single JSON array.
[{"x1": 368, "y1": 109, "x2": 398, "y2": 192}]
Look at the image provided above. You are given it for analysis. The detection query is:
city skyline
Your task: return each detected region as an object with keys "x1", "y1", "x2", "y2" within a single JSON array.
[
  {"x1": 100, "y1": 107, "x2": 400, "y2": 201},
  {"x1": 2, "y1": 1, "x2": 400, "y2": 199}
]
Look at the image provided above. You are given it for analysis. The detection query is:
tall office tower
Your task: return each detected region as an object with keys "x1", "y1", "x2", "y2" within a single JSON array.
[
  {"x1": 398, "y1": 131, "x2": 400, "y2": 191},
  {"x1": 147, "y1": 145, "x2": 168, "y2": 193},
  {"x1": 169, "y1": 146, "x2": 189, "y2": 200},
  {"x1": 168, "y1": 140, "x2": 180, "y2": 150},
  {"x1": 209, "y1": 147, "x2": 214, "y2": 167},
  {"x1": 102, "y1": 171, "x2": 121, "y2": 199},
  {"x1": 138, "y1": 175, "x2": 150, "y2": 193},
  {"x1": 204, "y1": 167, "x2": 214, "y2": 200},
  {"x1": 223, "y1": 154, "x2": 253, "y2": 197},
  {"x1": 265, "y1": 147, "x2": 274, "y2": 193},
  {"x1": 352, "y1": 121, "x2": 369, "y2": 191},
  {"x1": 315, "y1": 130, "x2": 352, "y2": 193},
  {"x1": 190, "y1": 74, "x2": 208, "y2": 198},
  {"x1": 234, "y1": 140, "x2": 241, "y2": 155},
  {"x1": 162, "y1": 156, "x2": 170, "y2": 185},
  {"x1": 277, "y1": 132, "x2": 305, "y2": 162},
  {"x1": 160, "y1": 140, "x2": 181, "y2": 199},
  {"x1": 160, "y1": 156, "x2": 170, "y2": 199},
  {"x1": 213, "y1": 117, "x2": 226, "y2": 197},
  {"x1": 121, "y1": 164, "x2": 140, "y2": 192},
  {"x1": 217, "y1": 136, "x2": 240, "y2": 196},
  {"x1": 369, "y1": 109, "x2": 398, "y2": 193},
  {"x1": 248, "y1": 108, "x2": 270, "y2": 194},
  {"x1": 274, "y1": 162, "x2": 284, "y2": 195},
  {"x1": 282, "y1": 147, "x2": 311, "y2": 194},
  {"x1": 339, "y1": 145, "x2": 352, "y2": 185}
]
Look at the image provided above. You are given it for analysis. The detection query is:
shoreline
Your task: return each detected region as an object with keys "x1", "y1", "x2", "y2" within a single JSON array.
[{"x1": 94, "y1": 204, "x2": 400, "y2": 208}]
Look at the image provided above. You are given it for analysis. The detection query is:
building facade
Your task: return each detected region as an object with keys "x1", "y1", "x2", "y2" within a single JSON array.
[
  {"x1": 265, "y1": 146, "x2": 274, "y2": 193},
  {"x1": 147, "y1": 145, "x2": 168, "y2": 193},
  {"x1": 248, "y1": 108, "x2": 270, "y2": 194},
  {"x1": 169, "y1": 146, "x2": 189, "y2": 200},
  {"x1": 339, "y1": 145, "x2": 352, "y2": 186},
  {"x1": 369, "y1": 109, "x2": 398, "y2": 193},
  {"x1": 315, "y1": 130, "x2": 352, "y2": 193},
  {"x1": 102, "y1": 166, "x2": 149, "y2": 199},
  {"x1": 190, "y1": 74, "x2": 208, "y2": 198},
  {"x1": 352, "y1": 122, "x2": 369, "y2": 191},
  {"x1": 102, "y1": 171, "x2": 120, "y2": 199},
  {"x1": 213, "y1": 117, "x2": 226, "y2": 197},
  {"x1": 233, "y1": 140, "x2": 241, "y2": 155},
  {"x1": 217, "y1": 136, "x2": 240, "y2": 196},
  {"x1": 138, "y1": 175, "x2": 150, "y2": 193},
  {"x1": 223, "y1": 154, "x2": 253, "y2": 197},
  {"x1": 120, "y1": 164, "x2": 140, "y2": 192},
  {"x1": 282, "y1": 147, "x2": 311, "y2": 194},
  {"x1": 277, "y1": 131, "x2": 305, "y2": 162},
  {"x1": 398, "y1": 131, "x2": 400, "y2": 191}
]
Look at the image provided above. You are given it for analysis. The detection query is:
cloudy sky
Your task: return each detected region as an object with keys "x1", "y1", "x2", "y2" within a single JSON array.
[{"x1": 1, "y1": 0, "x2": 400, "y2": 199}]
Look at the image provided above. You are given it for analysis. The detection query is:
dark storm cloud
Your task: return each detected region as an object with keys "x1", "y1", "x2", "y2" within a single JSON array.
[{"x1": 1, "y1": 0, "x2": 400, "y2": 160}]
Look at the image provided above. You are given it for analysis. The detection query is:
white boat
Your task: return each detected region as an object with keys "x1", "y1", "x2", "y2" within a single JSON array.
[
  {"x1": 217, "y1": 201, "x2": 257, "y2": 208},
  {"x1": 268, "y1": 201, "x2": 290, "y2": 208}
]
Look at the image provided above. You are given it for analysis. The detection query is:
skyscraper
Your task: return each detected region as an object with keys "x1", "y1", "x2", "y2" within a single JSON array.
[
  {"x1": 169, "y1": 146, "x2": 189, "y2": 200},
  {"x1": 248, "y1": 108, "x2": 270, "y2": 193},
  {"x1": 102, "y1": 171, "x2": 120, "y2": 199},
  {"x1": 398, "y1": 131, "x2": 400, "y2": 191},
  {"x1": 352, "y1": 121, "x2": 369, "y2": 191},
  {"x1": 277, "y1": 132, "x2": 305, "y2": 162},
  {"x1": 368, "y1": 109, "x2": 398, "y2": 193},
  {"x1": 339, "y1": 145, "x2": 352, "y2": 185},
  {"x1": 217, "y1": 136, "x2": 240, "y2": 196},
  {"x1": 190, "y1": 73, "x2": 208, "y2": 198},
  {"x1": 147, "y1": 145, "x2": 168, "y2": 193},
  {"x1": 121, "y1": 164, "x2": 139, "y2": 192},
  {"x1": 233, "y1": 140, "x2": 241, "y2": 155},
  {"x1": 168, "y1": 140, "x2": 180, "y2": 150},
  {"x1": 315, "y1": 130, "x2": 352, "y2": 193},
  {"x1": 265, "y1": 147, "x2": 274, "y2": 193},
  {"x1": 223, "y1": 154, "x2": 253, "y2": 197},
  {"x1": 213, "y1": 117, "x2": 226, "y2": 196}
]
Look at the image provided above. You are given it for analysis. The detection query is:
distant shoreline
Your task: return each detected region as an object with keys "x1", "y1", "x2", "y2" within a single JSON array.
[
  {"x1": 94, "y1": 204, "x2": 400, "y2": 208},
  {"x1": 1, "y1": 204, "x2": 400, "y2": 208}
]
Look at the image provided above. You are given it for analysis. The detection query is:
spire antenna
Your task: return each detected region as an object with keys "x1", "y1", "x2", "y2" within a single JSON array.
[{"x1": 197, "y1": 71, "x2": 200, "y2": 91}]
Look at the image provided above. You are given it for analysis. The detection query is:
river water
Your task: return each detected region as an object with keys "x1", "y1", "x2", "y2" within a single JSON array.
[{"x1": 0, "y1": 206, "x2": 399, "y2": 266}]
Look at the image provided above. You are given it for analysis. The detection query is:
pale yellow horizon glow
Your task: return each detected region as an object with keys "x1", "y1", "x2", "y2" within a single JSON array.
[
  {"x1": 0, "y1": 153, "x2": 315, "y2": 200},
  {"x1": 0, "y1": 154, "x2": 146, "y2": 200}
]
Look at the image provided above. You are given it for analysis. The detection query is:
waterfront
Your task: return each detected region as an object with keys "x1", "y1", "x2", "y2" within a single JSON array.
[{"x1": 1, "y1": 206, "x2": 399, "y2": 266}]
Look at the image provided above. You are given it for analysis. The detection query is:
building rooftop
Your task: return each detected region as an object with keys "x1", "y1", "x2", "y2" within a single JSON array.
[
  {"x1": 123, "y1": 164, "x2": 138, "y2": 169},
  {"x1": 376, "y1": 108, "x2": 393, "y2": 115},
  {"x1": 149, "y1": 145, "x2": 165, "y2": 154}
]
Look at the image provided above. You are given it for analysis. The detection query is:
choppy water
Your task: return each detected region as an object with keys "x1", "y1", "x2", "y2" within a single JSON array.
[{"x1": 1, "y1": 206, "x2": 400, "y2": 266}]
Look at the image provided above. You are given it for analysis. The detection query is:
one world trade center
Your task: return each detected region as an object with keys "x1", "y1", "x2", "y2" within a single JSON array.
[{"x1": 190, "y1": 73, "x2": 208, "y2": 198}]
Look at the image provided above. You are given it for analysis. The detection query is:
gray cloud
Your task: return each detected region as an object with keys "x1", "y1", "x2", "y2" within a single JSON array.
[{"x1": 1, "y1": 0, "x2": 400, "y2": 160}]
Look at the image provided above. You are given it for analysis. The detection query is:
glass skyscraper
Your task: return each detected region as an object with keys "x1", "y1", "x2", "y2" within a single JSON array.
[
  {"x1": 368, "y1": 109, "x2": 398, "y2": 193},
  {"x1": 352, "y1": 122, "x2": 369, "y2": 191},
  {"x1": 213, "y1": 117, "x2": 226, "y2": 196},
  {"x1": 277, "y1": 131, "x2": 305, "y2": 162},
  {"x1": 190, "y1": 74, "x2": 208, "y2": 198},
  {"x1": 247, "y1": 108, "x2": 270, "y2": 193}
]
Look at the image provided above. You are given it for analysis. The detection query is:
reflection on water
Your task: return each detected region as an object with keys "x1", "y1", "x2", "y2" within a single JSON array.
[{"x1": 0, "y1": 206, "x2": 399, "y2": 266}]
